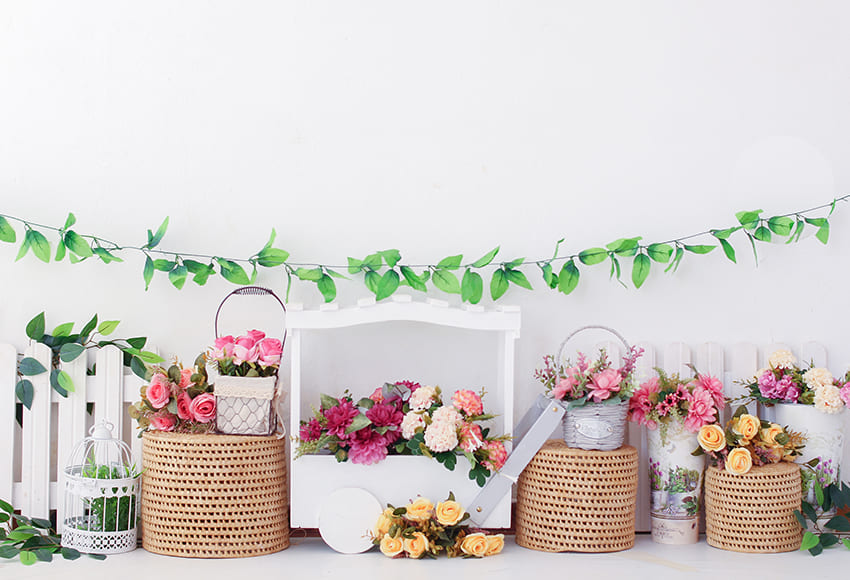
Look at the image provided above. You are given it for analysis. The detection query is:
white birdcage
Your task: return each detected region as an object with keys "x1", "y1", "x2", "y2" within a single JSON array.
[{"x1": 61, "y1": 420, "x2": 140, "y2": 554}]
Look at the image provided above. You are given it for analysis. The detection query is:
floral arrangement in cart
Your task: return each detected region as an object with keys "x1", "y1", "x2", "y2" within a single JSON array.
[
  {"x1": 129, "y1": 355, "x2": 216, "y2": 434},
  {"x1": 295, "y1": 381, "x2": 509, "y2": 486},
  {"x1": 694, "y1": 405, "x2": 804, "y2": 475},
  {"x1": 372, "y1": 493, "x2": 504, "y2": 559},
  {"x1": 535, "y1": 345, "x2": 643, "y2": 408},
  {"x1": 739, "y1": 349, "x2": 850, "y2": 413}
]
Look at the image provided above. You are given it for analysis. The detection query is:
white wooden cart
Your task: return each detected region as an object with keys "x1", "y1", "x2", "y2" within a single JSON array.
[{"x1": 287, "y1": 295, "x2": 521, "y2": 529}]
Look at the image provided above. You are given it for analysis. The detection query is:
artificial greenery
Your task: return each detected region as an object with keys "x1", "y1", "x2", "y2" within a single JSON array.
[
  {"x1": 0, "y1": 196, "x2": 844, "y2": 303},
  {"x1": 14, "y1": 311, "x2": 163, "y2": 412},
  {"x1": 0, "y1": 498, "x2": 105, "y2": 565},
  {"x1": 794, "y1": 477, "x2": 850, "y2": 556},
  {"x1": 79, "y1": 463, "x2": 139, "y2": 533}
]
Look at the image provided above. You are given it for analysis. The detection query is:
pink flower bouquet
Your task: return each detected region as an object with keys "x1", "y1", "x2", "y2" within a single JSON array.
[
  {"x1": 129, "y1": 355, "x2": 216, "y2": 434},
  {"x1": 209, "y1": 329, "x2": 282, "y2": 378}
]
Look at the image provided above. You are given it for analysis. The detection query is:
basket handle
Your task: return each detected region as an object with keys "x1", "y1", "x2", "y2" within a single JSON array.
[
  {"x1": 214, "y1": 286, "x2": 287, "y2": 350},
  {"x1": 555, "y1": 325, "x2": 631, "y2": 366}
]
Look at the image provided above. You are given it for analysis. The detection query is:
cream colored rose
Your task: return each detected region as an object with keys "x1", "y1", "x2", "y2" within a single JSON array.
[
  {"x1": 760, "y1": 423, "x2": 785, "y2": 446},
  {"x1": 768, "y1": 349, "x2": 797, "y2": 369},
  {"x1": 460, "y1": 532, "x2": 489, "y2": 557},
  {"x1": 380, "y1": 533, "x2": 404, "y2": 557},
  {"x1": 405, "y1": 497, "x2": 434, "y2": 522},
  {"x1": 698, "y1": 424, "x2": 726, "y2": 452},
  {"x1": 435, "y1": 500, "x2": 465, "y2": 526},
  {"x1": 484, "y1": 534, "x2": 505, "y2": 556},
  {"x1": 725, "y1": 447, "x2": 753, "y2": 475},
  {"x1": 374, "y1": 508, "x2": 397, "y2": 538},
  {"x1": 814, "y1": 385, "x2": 844, "y2": 414},
  {"x1": 803, "y1": 367, "x2": 833, "y2": 390},
  {"x1": 403, "y1": 531, "x2": 429, "y2": 559},
  {"x1": 734, "y1": 414, "x2": 761, "y2": 441}
]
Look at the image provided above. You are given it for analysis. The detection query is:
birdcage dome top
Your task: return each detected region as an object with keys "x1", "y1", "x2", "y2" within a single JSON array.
[{"x1": 65, "y1": 420, "x2": 137, "y2": 481}]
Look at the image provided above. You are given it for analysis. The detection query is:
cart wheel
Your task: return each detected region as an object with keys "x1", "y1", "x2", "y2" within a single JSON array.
[{"x1": 318, "y1": 487, "x2": 383, "y2": 554}]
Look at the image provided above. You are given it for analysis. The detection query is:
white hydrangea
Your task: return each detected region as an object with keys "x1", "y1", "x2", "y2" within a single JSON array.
[
  {"x1": 424, "y1": 420, "x2": 459, "y2": 453},
  {"x1": 803, "y1": 367, "x2": 834, "y2": 390},
  {"x1": 768, "y1": 349, "x2": 797, "y2": 369},
  {"x1": 409, "y1": 386, "x2": 437, "y2": 411},
  {"x1": 401, "y1": 411, "x2": 425, "y2": 439},
  {"x1": 814, "y1": 385, "x2": 844, "y2": 414},
  {"x1": 431, "y1": 405, "x2": 462, "y2": 427}
]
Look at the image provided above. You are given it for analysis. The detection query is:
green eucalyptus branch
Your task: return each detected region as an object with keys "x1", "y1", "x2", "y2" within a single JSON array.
[{"x1": 0, "y1": 195, "x2": 846, "y2": 304}]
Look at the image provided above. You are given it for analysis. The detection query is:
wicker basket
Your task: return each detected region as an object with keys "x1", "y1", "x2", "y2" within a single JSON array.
[
  {"x1": 515, "y1": 440, "x2": 639, "y2": 552},
  {"x1": 141, "y1": 431, "x2": 289, "y2": 558},
  {"x1": 704, "y1": 463, "x2": 802, "y2": 553}
]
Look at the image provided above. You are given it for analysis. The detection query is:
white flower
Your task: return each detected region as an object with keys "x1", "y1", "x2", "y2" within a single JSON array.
[
  {"x1": 424, "y1": 421, "x2": 458, "y2": 453},
  {"x1": 814, "y1": 385, "x2": 844, "y2": 414},
  {"x1": 409, "y1": 386, "x2": 437, "y2": 411},
  {"x1": 401, "y1": 411, "x2": 425, "y2": 439},
  {"x1": 431, "y1": 406, "x2": 462, "y2": 427},
  {"x1": 803, "y1": 367, "x2": 834, "y2": 390},
  {"x1": 768, "y1": 349, "x2": 797, "y2": 369}
]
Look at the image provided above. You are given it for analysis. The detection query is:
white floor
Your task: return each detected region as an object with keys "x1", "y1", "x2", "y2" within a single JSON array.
[{"x1": 2, "y1": 534, "x2": 844, "y2": 580}]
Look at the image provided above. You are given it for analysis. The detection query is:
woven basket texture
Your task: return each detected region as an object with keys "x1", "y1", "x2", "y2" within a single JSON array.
[
  {"x1": 704, "y1": 463, "x2": 802, "y2": 553},
  {"x1": 560, "y1": 400, "x2": 628, "y2": 451},
  {"x1": 141, "y1": 431, "x2": 289, "y2": 558},
  {"x1": 516, "y1": 440, "x2": 638, "y2": 553}
]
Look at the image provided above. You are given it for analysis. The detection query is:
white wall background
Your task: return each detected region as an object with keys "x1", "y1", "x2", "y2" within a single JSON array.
[{"x1": 1, "y1": 2, "x2": 849, "y2": 430}]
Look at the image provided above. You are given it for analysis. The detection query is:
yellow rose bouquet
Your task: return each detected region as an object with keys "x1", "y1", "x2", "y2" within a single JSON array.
[
  {"x1": 693, "y1": 405, "x2": 804, "y2": 475},
  {"x1": 372, "y1": 492, "x2": 505, "y2": 559}
]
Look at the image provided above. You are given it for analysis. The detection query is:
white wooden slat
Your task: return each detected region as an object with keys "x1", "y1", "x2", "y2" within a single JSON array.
[
  {"x1": 696, "y1": 342, "x2": 726, "y2": 422},
  {"x1": 663, "y1": 342, "x2": 691, "y2": 376},
  {"x1": 728, "y1": 342, "x2": 759, "y2": 415},
  {"x1": 55, "y1": 351, "x2": 88, "y2": 532},
  {"x1": 288, "y1": 329, "x2": 302, "y2": 491},
  {"x1": 497, "y1": 329, "x2": 518, "y2": 451},
  {"x1": 21, "y1": 343, "x2": 52, "y2": 519},
  {"x1": 633, "y1": 342, "x2": 656, "y2": 384},
  {"x1": 630, "y1": 341, "x2": 654, "y2": 532},
  {"x1": 94, "y1": 346, "x2": 124, "y2": 437},
  {"x1": 801, "y1": 341, "x2": 828, "y2": 368},
  {"x1": 0, "y1": 344, "x2": 17, "y2": 505}
]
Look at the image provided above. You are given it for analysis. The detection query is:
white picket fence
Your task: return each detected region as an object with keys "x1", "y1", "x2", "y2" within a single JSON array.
[{"x1": 0, "y1": 338, "x2": 840, "y2": 533}]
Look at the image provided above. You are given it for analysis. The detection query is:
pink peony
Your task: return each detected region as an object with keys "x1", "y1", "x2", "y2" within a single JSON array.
[
  {"x1": 451, "y1": 390, "x2": 484, "y2": 416},
  {"x1": 693, "y1": 374, "x2": 725, "y2": 408},
  {"x1": 348, "y1": 428, "x2": 389, "y2": 465},
  {"x1": 176, "y1": 392, "x2": 193, "y2": 420},
  {"x1": 146, "y1": 373, "x2": 172, "y2": 409},
  {"x1": 482, "y1": 440, "x2": 507, "y2": 471},
  {"x1": 179, "y1": 368, "x2": 194, "y2": 389},
  {"x1": 684, "y1": 387, "x2": 718, "y2": 432},
  {"x1": 299, "y1": 418, "x2": 323, "y2": 442},
  {"x1": 366, "y1": 403, "x2": 404, "y2": 427},
  {"x1": 149, "y1": 412, "x2": 177, "y2": 432},
  {"x1": 190, "y1": 393, "x2": 216, "y2": 423},
  {"x1": 257, "y1": 338, "x2": 283, "y2": 367},
  {"x1": 459, "y1": 422, "x2": 484, "y2": 452},
  {"x1": 588, "y1": 368, "x2": 622, "y2": 402},
  {"x1": 213, "y1": 335, "x2": 236, "y2": 359},
  {"x1": 324, "y1": 400, "x2": 359, "y2": 438}
]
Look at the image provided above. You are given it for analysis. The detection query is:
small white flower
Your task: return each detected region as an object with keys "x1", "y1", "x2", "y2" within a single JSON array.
[
  {"x1": 768, "y1": 349, "x2": 797, "y2": 369},
  {"x1": 401, "y1": 411, "x2": 425, "y2": 439},
  {"x1": 803, "y1": 367, "x2": 834, "y2": 390}
]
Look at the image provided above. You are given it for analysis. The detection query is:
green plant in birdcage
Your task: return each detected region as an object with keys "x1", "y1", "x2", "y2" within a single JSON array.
[{"x1": 78, "y1": 459, "x2": 141, "y2": 533}]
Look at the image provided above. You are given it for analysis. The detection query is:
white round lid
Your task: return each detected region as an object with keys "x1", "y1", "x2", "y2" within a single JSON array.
[{"x1": 318, "y1": 487, "x2": 383, "y2": 554}]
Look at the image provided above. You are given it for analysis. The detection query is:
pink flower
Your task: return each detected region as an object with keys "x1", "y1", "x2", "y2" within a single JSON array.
[
  {"x1": 482, "y1": 440, "x2": 507, "y2": 471},
  {"x1": 693, "y1": 374, "x2": 725, "y2": 408},
  {"x1": 451, "y1": 390, "x2": 484, "y2": 416},
  {"x1": 146, "y1": 373, "x2": 172, "y2": 409},
  {"x1": 149, "y1": 412, "x2": 177, "y2": 432},
  {"x1": 257, "y1": 338, "x2": 283, "y2": 367},
  {"x1": 366, "y1": 403, "x2": 403, "y2": 427},
  {"x1": 299, "y1": 418, "x2": 323, "y2": 441},
  {"x1": 324, "y1": 400, "x2": 359, "y2": 438},
  {"x1": 841, "y1": 383, "x2": 850, "y2": 406},
  {"x1": 246, "y1": 329, "x2": 266, "y2": 343},
  {"x1": 348, "y1": 428, "x2": 389, "y2": 465},
  {"x1": 552, "y1": 378, "x2": 574, "y2": 400},
  {"x1": 684, "y1": 387, "x2": 718, "y2": 432},
  {"x1": 369, "y1": 387, "x2": 384, "y2": 403},
  {"x1": 589, "y1": 368, "x2": 622, "y2": 402},
  {"x1": 176, "y1": 392, "x2": 193, "y2": 420},
  {"x1": 179, "y1": 368, "x2": 194, "y2": 389},
  {"x1": 459, "y1": 422, "x2": 484, "y2": 452},
  {"x1": 190, "y1": 393, "x2": 216, "y2": 423},
  {"x1": 232, "y1": 343, "x2": 259, "y2": 365},
  {"x1": 628, "y1": 378, "x2": 658, "y2": 428},
  {"x1": 213, "y1": 335, "x2": 236, "y2": 359}
]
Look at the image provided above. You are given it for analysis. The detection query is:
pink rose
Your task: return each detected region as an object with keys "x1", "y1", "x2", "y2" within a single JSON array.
[
  {"x1": 190, "y1": 393, "x2": 216, "y2": 423},
  {"x1": 246, "y1": 329, "x2": 266, "y2": 342},
  {"x1": 213, "y1": 335, "x2": 236, "y2": 359},
  {"x1": 149, "y1": 412, "x2": 177, "y2": 432},
  {"x1": 179, "y1": 368, "x2": 194, "y2": 389},
  {"x1": 257, "y1": 338, "x2": 283, "y2": 367},
  {"x1": 146, "y1": 373, "x2": 172, "y2": 409},
  {"x1": 232, "y1": 343, "x2": 259, "y2": 365},
  {"x1": 176, "y1": 392, "x2": 193, "y2": 420}
]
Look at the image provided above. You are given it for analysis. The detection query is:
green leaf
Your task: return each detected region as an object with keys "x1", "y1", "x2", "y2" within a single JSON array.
[
  {"x1": 816, "y1": 480, "x2": 825, "y2": 506},
  {"x1": 15, "y1": 379, "x2": 34, "y2": 409},
  {"x1": 97, "y1": 320, "x2": 120, "y2": 336},
  {"x1": 325, "y1": 268, "x2": 347, "y2": 280},
  {"x1": 147, "y1": 216, "x2": 169, "y2": 249},
  {"x1": 0, "y1": 216, "x2": 16, "y2": 243},
  {"x1": 49, "y1": 369, "x2": 69, "y2": 397},
  {"x1": 718, "y1": 238, "x2": 737, "y2": 263},
  {"x1": 379, "y1": 249, "x2": 401, "y2": 268},
  {"x1": 60, "y1": 343, "x2": 85, "y2": 363},
  {"x1": 88, "y1": 553, "x2": 107, "y2": 561},
  {"x1": 816, "y1": 223, "x2": 830, "y2": 244},
  {"x1": 505, "y1": 268, "x2": 533, "y2": 290},
  {"x1": 664, "y1": 246, "x2": 685, "y2": 273},
  {"x1": 432, "y1": 269, "x2": 461, "y2": 294},
  {"x1": 375, "y1": 269, "x2": 400, "y2": 301},
  {"x1": 0, "y1": 499, "x2": 13, "y2": 513},
  {"x1": 34, "y1": 549, "x2": 53, "y2": 563},
  {"x1": 471, "y1": 246, "x2": 499, "y2": 268},
  {"x1": 19, "y1": 357, "x2": 47, "y2": 376},
  {"x1": 63, "y1": 212, "x2": 77, "y2": 230},
  {"x1": 344, "y1": 413, "x2": 372, "y2": 434},
  {"x1": 28, "y1": 230, "x2": 50, "y2": 263},
  {"x1": 794, "y1": 509, "x2": 808, "y2": 528},
  {"x1": 295, "y1": 267, "x2": 323, "y2": 281},
  {"x1": 609, "y1": 254, "x2": 622, "y2": 280},
  {"x1": 64, "y1": 230, "x2": 92, "y2": 258},
  {"x1": 646, "y1": 243, "x2": 673, "y2": 263},
  {"x1": 168, "y1": 264, "x2": 188, "y2": 289},
  {"x1": 788, "y1": 219, "x2": 806, "y2": 243},
  {"x1": 821, "y1": 533, "x2": 839, "y2": 548},
  {"x1": 347, "y1": 257, "x2": 363, "y2": 274},
  {"x1": 80, "y1": 314, "x2": 97, "y2": 339},
  {"x1": 578, "y1": 248, "x2": 607, "y2": 265},
  {"x1": 844, "y1": 538, "x2": 850, "y2": 550},
  {"x1": 504, "y1": 257, "x2": 525, "y2": 269},
  {"x1": 631, "y1": 253, "x2": 651, "y2": 289},
  {"x1": 61, "y1": 547, "x2": 81, "y2": 560},
  {"x1": 54, "y1": 239, "x2": 66, "y2": 261},
  {"x1": 152, "y1": 259, "x2": 176, "y2": 272},
  {"x1": 540, "y1": 262, "x2": 557, "y2": 289},
  {"x1": 217, "y1": 258, "x2": 251, "y2": 285},
  {"x1": 711, "y1": 226, "x2": 739, "y2": 240},
  {"x1": 317, "y1": 274, "x2": 336, "y2": 303},
  {"x1": 400, "y1": 266, "x2": 427, "y2": 292},
  {"x1": 26, "y1": 312, "x2": 45, "y2": 340},
  {"x1": 805, "y1": 217, "x2": 828, "y2": 227},
  {"x1": 735, "y1": 209, "x2": 763, "y2": 229},
  {"x1": 800, "y1": 531, "x2": 820, "y2": 551},
  {"x1": 461, "y1": 269, "x2": 484, "y2": 304},
  {"x1": 56, "y1": 370, "x2": 74, "y2": 393},
  {"x1": 606, "y1": 237, "x2": 641, "y2": 256},
  {"x1": 143, "y1": 256, "x2": 154, "y2": 290},
  {"x1": 92, "y1": 247, "x2": 123, "y2": 263},
  {"x1": 15, "y1": 230, "x2": 32, "y2": 261},
  {"x1": 256, "y1": 247, "x2": 290, "y2": 267},
  {"x1": 19, "y1": 551, "x2": 37, "y2": 566},
  {"x1": 753, "y1": 226, "x2": 772, "y2": 243},
  {"x1": 767, "y1": 216, "x2": 794, "y2": 236},
  {"x1": 683, "y1": 244, "x2": 715, "y2": 254},
  {"x1": 490, "y1": 269, "x2": 509, "y2": 300},
  {"x1": 557, "y1": 260, "x2": 580, "y2": 295},
  {"x1": 130, "y1": 356, "x2": 147, "y2": 380},
  {"x1": 437, "y1": 254, "x2": 463, "y2": 270},
  {"x1": 825, "y1": 515, "x2": 850, "y2": 532},
  {"x1": 364, "y1": 270, "x2": 380, "y2": 294}
]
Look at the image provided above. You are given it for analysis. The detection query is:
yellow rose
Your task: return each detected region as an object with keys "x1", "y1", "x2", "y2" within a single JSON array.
[
  {"x1": 760, "y1": 423, "x2": 785, "y2": 446},
  {"x1": 374, "y1": 508, "x2": 397, "y2": 538},
  {"x1": 403, "y1": 531, "x2": 429, "y2": 559},
  {"x1": 460, "y1": 532, "x2": 489, "y2": 557},
  {"x1": 725, "y1": 447, "x2": 753, "y2": 475},
  {"x1": 435, "y1": 500, "x2": 465, "y2": 526},
  {"x1": 380, "y1": 533, "x2": 404, "y2": 557},
  {"x1": 734, "y1": 414, "x2": 761, "y2": 441},
  {"x1": 484, "y1": 534, "x2": 505, "y2": 556},
  {"x1": 697, "y1": 424, "x2": 726, "y2": 452},
  {"x1": 406, "y1": 497, "x2": 434, "y2": 522}
]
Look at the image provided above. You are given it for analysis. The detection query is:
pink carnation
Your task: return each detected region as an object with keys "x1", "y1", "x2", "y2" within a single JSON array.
[
  {"x1": 149, "y1": 412, "x2": 177, "y2": 432},
  {"x1": 348, "y1": 428, "x2": 389, "y2": 465},
  {"x1": 146, "y1": 373, "x2": 172, "y2": 409},
  {"x1": 459, "y1": 422, "x2": 484, "y2": 452},
  {"x1": 482, "y1": 440, "x2": 507, "y2": 471},
  {"x1": 299, "y1": 418, "x2": 323, "y2": 442},
  {"x1": 324, "y1": 400, "x2": 359, "y2": 438},
  {"x1": 451, "y1": 390, "x2": 484, "y2": 416},
  {"x1": 589, "y1": 368, "x2": 622, "y2": 402},
  {"x1": 684, "y1": 387, "x2": 718, "y2": 432},
  {"x1": 190, "y1": 393, "x2": 216, "y2": 423},
  {"x1": 693, "y1": 373, "x2": 725, "y2": 408},
  {"x1": 366, "y1": 403, "x2": 403, "y2": 427}
]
